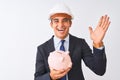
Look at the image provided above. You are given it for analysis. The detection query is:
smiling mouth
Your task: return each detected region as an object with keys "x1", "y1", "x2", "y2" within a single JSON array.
[{"x1": 57, "y1": 28, "x2": 65, "y2": 32}]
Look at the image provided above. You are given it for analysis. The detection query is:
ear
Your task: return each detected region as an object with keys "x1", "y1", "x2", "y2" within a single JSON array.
[
  {"x1": 70, "y1": 20, "x2": 72, "y2": 27},
  {"x1": 50, "y1": 22, "x2": 53, "y2": 28}
]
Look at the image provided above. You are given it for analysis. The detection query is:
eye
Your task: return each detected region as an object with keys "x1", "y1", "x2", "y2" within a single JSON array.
[
  {"x1": 52, "y1": 19, "x2": 59, "y2": 23},
  {"x1": 62, "y1": 18, "x2": 70, "y2": 22}
]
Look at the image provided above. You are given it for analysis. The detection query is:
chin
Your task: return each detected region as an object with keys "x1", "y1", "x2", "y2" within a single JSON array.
[{"x1": 59, "y1": 35, "x2": 67, "y2": 39}]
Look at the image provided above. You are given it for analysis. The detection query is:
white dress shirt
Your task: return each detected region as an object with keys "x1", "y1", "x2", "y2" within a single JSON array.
[
  {"x1": 53, "y1": 35, "x2": 69, "y2": 80},
  {"x1": 53, "y1": 35, "x2": 69, "y2": 51}
]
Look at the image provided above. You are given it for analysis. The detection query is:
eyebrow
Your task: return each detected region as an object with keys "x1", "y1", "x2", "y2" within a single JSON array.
[
  {"x1": 52, "y1": 18, "x2": 70, "y2": 21},
  {"x1": 52, "y1": 18, "x2": 59, "y2": 20}
]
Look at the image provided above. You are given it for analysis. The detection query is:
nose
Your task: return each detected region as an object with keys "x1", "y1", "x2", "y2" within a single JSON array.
[{"x1": 58, "y1": 21, "x2": 64, "y2": 28}]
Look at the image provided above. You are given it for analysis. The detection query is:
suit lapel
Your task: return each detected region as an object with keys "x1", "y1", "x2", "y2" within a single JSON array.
[
  {"x1": 47, "y1": 36, "x2": 55, "y2": 54},
  {"x1": 69, "y1": 34, "x2": 75, "y2": 57}
]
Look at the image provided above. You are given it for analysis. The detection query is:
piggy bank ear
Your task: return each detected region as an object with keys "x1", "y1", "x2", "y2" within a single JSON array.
[{"x1": 65, "y1": 51, "x2": 69, "y2": 55}]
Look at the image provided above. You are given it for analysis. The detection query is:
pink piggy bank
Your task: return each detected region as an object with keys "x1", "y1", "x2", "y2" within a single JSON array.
[{"x1": 48, "y1": 50, "x2": 72, "y2": 70}]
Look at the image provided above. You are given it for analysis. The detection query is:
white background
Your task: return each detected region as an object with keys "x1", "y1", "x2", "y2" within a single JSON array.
[{"x1": 0, "y1": 0, "x2": 120, "y2": 80}]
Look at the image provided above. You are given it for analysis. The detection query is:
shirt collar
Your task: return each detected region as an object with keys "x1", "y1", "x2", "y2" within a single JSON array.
[{"x1": 54, "y1": 34, "x2": 69, "y2": 46}]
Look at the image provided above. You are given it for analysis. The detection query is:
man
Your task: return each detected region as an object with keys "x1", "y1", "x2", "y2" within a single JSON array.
[{"x1": 34, "y1": 3, "x2": 110, "y2": 80}]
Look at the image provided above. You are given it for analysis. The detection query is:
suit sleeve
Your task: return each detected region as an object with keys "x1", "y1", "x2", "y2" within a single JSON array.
[
  {"x1": 34, "y1": 46, "x2": 51, "y2": 80},
  {"x1": 81, "y1": 39, "x2": 107, "y2": 76}
]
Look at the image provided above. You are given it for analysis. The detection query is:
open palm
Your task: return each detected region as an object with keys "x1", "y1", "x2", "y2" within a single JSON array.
[{"x1": 89, "y1": 15, "x2": 111, "y2": 44}]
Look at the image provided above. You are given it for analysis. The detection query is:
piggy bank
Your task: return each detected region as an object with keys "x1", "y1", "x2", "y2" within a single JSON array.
[{"x1": 48, "y1": 50, "x2": 72, "y2": 70}]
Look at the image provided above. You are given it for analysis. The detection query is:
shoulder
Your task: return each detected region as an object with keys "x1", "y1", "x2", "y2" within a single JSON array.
[
  {"x1": 37, "y1": 36, "x2": 53, "y2": 49},
  {"x1": 69, "y1": 34, "x2": 89, "y2": 47},
  {"x1": 69, "y1": 34, "x2": 86, "y2": 42}
]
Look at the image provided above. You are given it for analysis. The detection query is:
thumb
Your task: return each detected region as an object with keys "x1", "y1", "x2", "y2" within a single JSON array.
[{"x1": 89, "y1": 26, "x2": 93, "y2": 34}]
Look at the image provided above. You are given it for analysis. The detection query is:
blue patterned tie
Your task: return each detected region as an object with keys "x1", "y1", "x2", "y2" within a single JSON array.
[
  {"x1": 60, "y1": 40, "x2": 65, "y2": 51},
  {"x1": 60, "y1": 40, "x2": 66, "y2": 80}
]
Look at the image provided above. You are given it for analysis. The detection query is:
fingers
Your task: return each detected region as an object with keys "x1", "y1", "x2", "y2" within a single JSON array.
[
  {"x1": 100, "y1": 15, "x2": 107, "y2": 28},
  {"x1": 50, "y1": 67, "x2": 65, "y2": 75},
  {"x1": 102, "y1": 15, "x2": 110, "y2": 27},
  {"x1": 50, "y1": 67, "x2": 71, "y2": 79},
  {"x1": 100, "y1": 15, "x2": 111, "y2": 27},
  {"x1": 50, "y1": 68, "x2": 64, "y2": 79},
  {"x1": 98, "y1": 15, "x2": 111, "y2": 32},
  {"x1": 97, "y1": 16, "x2": 103, "y2": 27},
  {"x1": 103, "y1": 16, "x2": 111, "y2": 31},
  {"x1": 57, "y1": 67, "x2": 71, "y2": 78},
  {"x1": 89, "y1": 26, "x2": 93, "y2": 34},
  {"x1": 104, "y1": 20, "x2": 111, "y2": 32}
]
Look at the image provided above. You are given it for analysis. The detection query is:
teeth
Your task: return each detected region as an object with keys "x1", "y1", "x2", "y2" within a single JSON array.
[
  {"x1": 57, "y1": 28, "x2": 64, "y2": 31},
  {"x1": 59, "y1": 30, "x2": 64, "y2": 31}
]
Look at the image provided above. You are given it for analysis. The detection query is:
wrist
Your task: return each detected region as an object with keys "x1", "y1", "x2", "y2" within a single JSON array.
[{"x1": 93, "y1": 41, "x2": 104, "y2": 48}]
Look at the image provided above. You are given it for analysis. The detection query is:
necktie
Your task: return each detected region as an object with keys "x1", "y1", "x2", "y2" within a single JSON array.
[
  {"x1": 60, "y1": 40, "x2": 65, "y2": 51},
  {"x1": 60, "y1": 40, "x2": 66, "y2": 80}
]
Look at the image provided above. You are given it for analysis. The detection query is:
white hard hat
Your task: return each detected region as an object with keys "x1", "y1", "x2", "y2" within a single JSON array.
[{"x1": 49, "y1": 3, "x2": 73, "y2": 19}]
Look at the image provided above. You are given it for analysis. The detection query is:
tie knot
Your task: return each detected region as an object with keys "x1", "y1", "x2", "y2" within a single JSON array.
[{"x1": 61, "y1": 40, "x2": 65, "y2": 45}]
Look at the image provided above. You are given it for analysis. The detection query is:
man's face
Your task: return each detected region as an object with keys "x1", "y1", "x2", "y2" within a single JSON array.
[{"x1": 50, "y1": 16, "x2": 72, "y2": 39}]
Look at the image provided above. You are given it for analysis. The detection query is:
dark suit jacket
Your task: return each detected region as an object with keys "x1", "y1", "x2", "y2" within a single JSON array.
[{"x1": 34, "y1": 34, "x2": 107, "y2": 80}]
